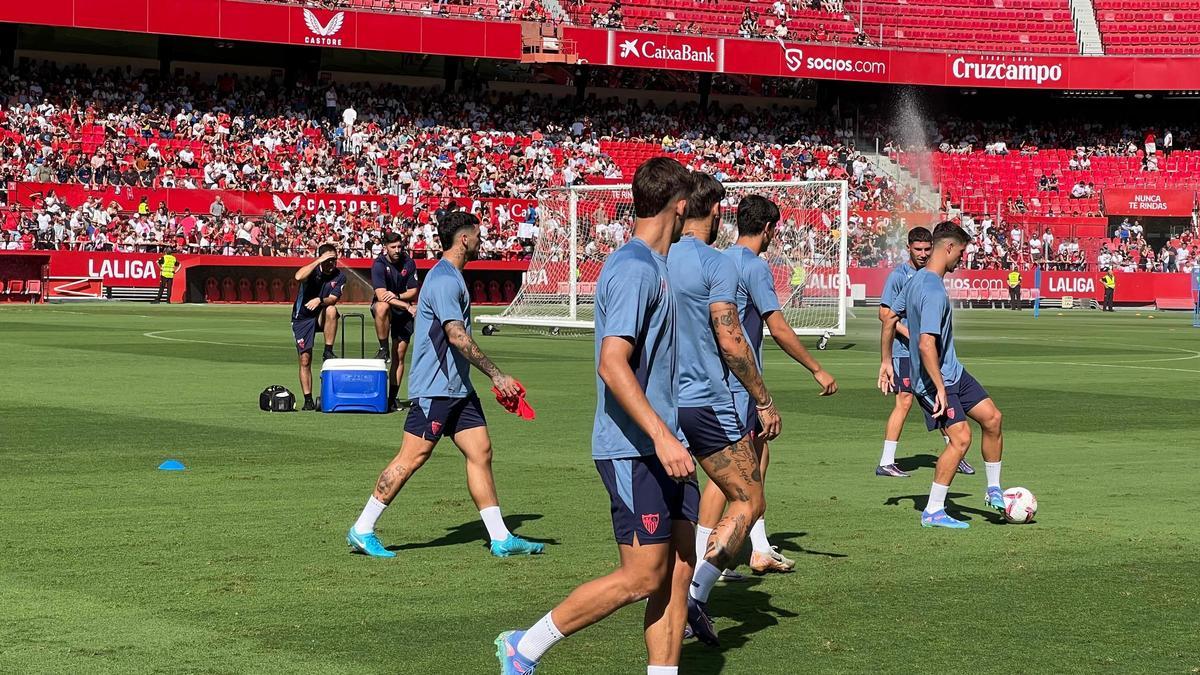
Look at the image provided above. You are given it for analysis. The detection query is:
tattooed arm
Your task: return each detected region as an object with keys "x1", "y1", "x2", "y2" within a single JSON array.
[
  {"x1": 710, "y1": 302, "x2": 781, "y2": 440},
  {"x1": 443, "y1": 319, "x2": 520, "y2": 396}
]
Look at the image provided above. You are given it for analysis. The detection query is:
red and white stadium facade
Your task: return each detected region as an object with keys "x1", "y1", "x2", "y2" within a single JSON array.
[{"x1": 4, "y1": 0, "x2": 1200, "y2": 90}]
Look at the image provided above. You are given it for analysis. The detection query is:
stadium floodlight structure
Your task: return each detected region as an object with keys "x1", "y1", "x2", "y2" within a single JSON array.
[{"x1": 480, "y1": 181, "x2": 849, "y2": 340}]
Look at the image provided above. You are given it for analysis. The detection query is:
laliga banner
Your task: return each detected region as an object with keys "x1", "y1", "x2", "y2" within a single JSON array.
[{"x1": 1102, "y1": 188, "x2": 1195, "y2": 217}]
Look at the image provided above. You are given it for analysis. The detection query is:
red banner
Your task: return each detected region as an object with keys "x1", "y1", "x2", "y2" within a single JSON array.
[
  {"x1": 1102, "y1": 189, "x2": 1196, "y2": 217},
  {"x1": 3, "y1": 249, "x2": 1194, "y2": 303},
  {"x1": 10, "y1": 0, "x2": 1200, "y2": 91},
  {"x1": 13, "y1": 183, "x2": 401, "y2": 217}
]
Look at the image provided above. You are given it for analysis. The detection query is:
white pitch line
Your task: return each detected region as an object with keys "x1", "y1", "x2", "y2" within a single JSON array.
[{"x1": 143, "y1": 329, "x2": 289, "y2": 350}]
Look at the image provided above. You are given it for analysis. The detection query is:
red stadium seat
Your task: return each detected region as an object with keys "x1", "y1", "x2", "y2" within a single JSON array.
[
  {"x1": 221, "y1": 277, "x2": 237, "y2": 303},
  {"x1": 25, "y1": 279, "x2": 42, "y2": 303},
  {"x1": 204, "y1": 277, "x2": 221, "y2": 303},
  {"x1": 487, "y1": 280, "x2": 502, "y2": 304},
  {"x1": 254, "y1": 278, "x2": 270, "y2": 303},
  {"x1": 472, "y1": 280, "x2": 488, "y2": 305},
  {"x1": 237, "y1": 278, "x2": 254, "y2": 303},
  {"x1": 270, "y1": 278, "x2": 286, "y2": 303}
]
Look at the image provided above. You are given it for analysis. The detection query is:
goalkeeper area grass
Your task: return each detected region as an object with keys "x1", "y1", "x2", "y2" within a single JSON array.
[{"x1": 1, "y1": 303, "x2": 1197, "y2": 673}]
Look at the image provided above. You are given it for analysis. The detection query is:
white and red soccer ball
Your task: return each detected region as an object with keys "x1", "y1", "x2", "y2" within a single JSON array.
[{"x1": 1002, "y1": 487, "x2": 1038, "y2": 524}]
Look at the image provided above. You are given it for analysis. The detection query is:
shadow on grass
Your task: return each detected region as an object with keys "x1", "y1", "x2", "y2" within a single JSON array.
[
  {"x1": 884, "y1": 493, "x2": 1005, "y2": 524},
  {"x1": 895, "y1": 453, "x2": 939, "y2": 472},
  {"x1": 681, "y1": 578, "x2": 799, "y2": 673},
  {"x1": 768, "y1": 531, "x2": 848, "y2": 559},
  {"x1": 372, "y1": 513, "x2": 557, "y2": 552}
]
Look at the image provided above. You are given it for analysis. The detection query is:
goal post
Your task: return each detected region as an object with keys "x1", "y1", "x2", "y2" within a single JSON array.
[{"x1": 481, "y1": 180, "x2": 850, "y2": 336}]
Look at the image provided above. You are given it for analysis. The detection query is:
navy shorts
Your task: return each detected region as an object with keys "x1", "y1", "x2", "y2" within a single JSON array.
[
  {"x1": 889, "y1": 356, "x2": 915, "y2": 395},
  {"x1": 595, "y1": 455, "x2": 699, "y2": 545},
  {"x1": 732, "y1": 390, "x2": 761, "y2": 438},
  {"x1": 916, "y1": 370, "x2": 990, "y2": 431},
  {"x1": 371, "y1": 302, "x2": 415, "y2": 342},
  {"x1": 679, "y1": 402, "x2": 746, "y2": 457},
  {"x1": 403, "y1": 393, "x2": 487, "y2": 441},
  {"x1": 291, "y1": 310, "x2": 336, "y2": 354}
]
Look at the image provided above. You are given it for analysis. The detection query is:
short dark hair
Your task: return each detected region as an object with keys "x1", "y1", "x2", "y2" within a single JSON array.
[
  {"x1": 438, "y1": 211, "x2": 479, "y2": 250},
  {"x1": 317, "y1": 243, "x2": 337, "y2": 256},
  {"x1": 907, "y1": 226, "x2": 932, "y2": 244},
  {"x1": 684, "y1": 172, "x2": 725, "y2": 221},
  {"x1": 382, "y1": 231, "x2": 404, "y2": 245},
  {"x1": 931, "y1": 221, "x2": 970, "y2": 246},
  {"x1": 736, "y1": 195, "x2": 780, "y2": 237},
  {"x1": 632, "y1": 157, "x2": 693, "y2": 219}
]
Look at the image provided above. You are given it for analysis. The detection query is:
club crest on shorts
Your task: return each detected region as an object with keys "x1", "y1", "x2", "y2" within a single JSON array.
[
  {"x1": 430, "y1": 420, "x2": 443, "y2": 435},
  {"x1": 947, "y1": 407, "x2": 957, "y2": 420},
  {"x1": 641, "y1": 513, "x2": 660, "y2": 535},
  {"x1": 902, "y1": 377, "x2": 911, "y2": 387},
  {"x1": 297, "y1": 338, "x2": 306, "y2": 348}
]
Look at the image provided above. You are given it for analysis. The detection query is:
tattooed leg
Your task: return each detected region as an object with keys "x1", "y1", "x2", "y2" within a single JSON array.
[
  {"x1": 696, "y1": 436, "x2": 765, "y2": 570},
  {"x1": 372, "y1": 432, "x2": 436, "y2": 504}
]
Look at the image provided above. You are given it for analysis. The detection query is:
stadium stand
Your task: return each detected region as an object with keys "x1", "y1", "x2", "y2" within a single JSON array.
[
  {"x1": 1093, "y1": 0, "x2": 1200, "y2": 55},
  {"x1": 857, "y1": 0, "x2": 1078, "y2": 54}
]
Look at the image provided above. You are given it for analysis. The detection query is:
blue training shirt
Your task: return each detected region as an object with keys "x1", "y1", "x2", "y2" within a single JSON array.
[
  {"x1": 592, "y1": 237, "x2": 679, "y2": 460},
  {"x1": 292, "y1": 267, "x2": 346, "y2": 321},
  {"x1": 408, "y1": 259, "x2": 473, "y2": 399},
  {"x1": 723, "y1": 244, "x2": 781, "y2": 392},
  {"x1": 899, "y1": 268, "x2": 962, "y2": 400},
  {"x1": 668, "y1": 235, "x2": 740, "y2": 407},
  {"x1": 370, "y1": 252, "x2": 418, "y2": 308},
  {"x1": 880, "y1": 261, "x2": 917, "y2": 360}
]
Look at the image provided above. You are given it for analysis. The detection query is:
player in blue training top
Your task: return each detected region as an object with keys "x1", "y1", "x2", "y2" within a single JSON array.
[
  {"x1": 897, "y1": 222, "x2": 1007, "y2": 529},
  {"x1": 697, "y1": 195, "x2": 839, "y2": 576},
  {"x1": 346, "y1": 212, "x2": 545, "y2": 558},
  {"x1": 876, "y1": 227, "x2": 975, "y2": 478},
  {"x1": 291, "y1": 243, "x2": 346, "y2": 410},
  {"x1": 370, "y1": 230, "x2": 420, "y2": 411},
  {"x1": 496, "y1": 157, "x2": 697, "y2": 675},
  {"x1": 667, "y1": 173, "x2": 782, "y2": 647}
]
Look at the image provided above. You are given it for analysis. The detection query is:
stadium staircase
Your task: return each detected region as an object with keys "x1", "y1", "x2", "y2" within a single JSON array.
[
  {"x1": 537, "y1": 0, "x2": 571, "y2": 24},
  {"x1": 1071, "y1": 0, "x2": 1105, "y2": 54},
  {"x1": 870, "y1": 150, "x2": 948, "y2": 216}
]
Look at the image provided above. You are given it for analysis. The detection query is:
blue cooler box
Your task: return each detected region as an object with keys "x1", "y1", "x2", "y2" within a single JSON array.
[{"x1": 320, "y1": 359, "x2": 388, "y2": 413}]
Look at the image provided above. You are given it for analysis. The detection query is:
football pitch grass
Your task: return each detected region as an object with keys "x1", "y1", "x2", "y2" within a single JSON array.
[{"x1": 2, "y1": 303, "x2": 1198, "y2": 674}]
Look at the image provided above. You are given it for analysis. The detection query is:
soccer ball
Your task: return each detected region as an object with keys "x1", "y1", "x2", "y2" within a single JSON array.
[{"x1": 1002, "y1": 487, "x2": 1038, "y2": 524}]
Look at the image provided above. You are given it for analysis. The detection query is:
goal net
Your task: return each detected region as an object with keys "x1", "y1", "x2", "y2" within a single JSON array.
[{"x1": 483, "y1": 181, "x2": 849, "y2": 335}]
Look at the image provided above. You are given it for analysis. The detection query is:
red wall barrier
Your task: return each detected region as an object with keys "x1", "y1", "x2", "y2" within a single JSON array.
[{"x1": 3, "y1": 250, "x2": 1192, "y2": 306}]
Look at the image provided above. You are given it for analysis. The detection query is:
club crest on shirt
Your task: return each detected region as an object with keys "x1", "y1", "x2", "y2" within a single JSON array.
[{"x1": 641, "y1": 513, "x2": 660, "y2": 535}]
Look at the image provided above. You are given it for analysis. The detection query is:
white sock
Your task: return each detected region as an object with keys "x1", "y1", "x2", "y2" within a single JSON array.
[
  {"x1": 352, "y1": 496, "x2": 387, "y2": 535},
  {"x1": 984, "y1": 461, "x2": 1002, "y2": 489},
  {"x1": 517, "y1": 611, "x2": 564, "y2": 662},
  {"x1": 927, "y1": 482, "x2": 950, "y2": 513},
  {"x1": 749, "y1": 518, "x2": 771, "y2": 554},
  {"x1": 942, "y1": 435, "x2": 951, "y2": 446},
  {"x1": 689, "y1": 560, "x2": 721, "y2": 603},
  {"x1": 694, "y1": 525, "x2": 713, "y2": 564},
  {"x1": 480, "y1": 506, "x2": 511, "y2": 541},
  {"x1": 647, "y1": 667, "x2": 678, "y2": 674},
  {"x1": 880, "y1": 439, "x2": 899, "y2": 466}
]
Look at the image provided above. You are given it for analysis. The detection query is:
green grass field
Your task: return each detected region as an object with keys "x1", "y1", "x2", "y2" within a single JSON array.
[{"x1": 2, "y1": 303, "x2": 1198, "y2": 674}]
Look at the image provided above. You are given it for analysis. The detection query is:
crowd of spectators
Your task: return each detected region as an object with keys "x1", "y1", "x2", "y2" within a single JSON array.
[{"x1": 0, "y1": 61, "x2": 912, "y2": 259}]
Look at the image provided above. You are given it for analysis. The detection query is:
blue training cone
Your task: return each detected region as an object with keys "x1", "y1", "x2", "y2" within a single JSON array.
[{"x1": 158, "y1": 459, "x2": 186, "y2": 471}]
